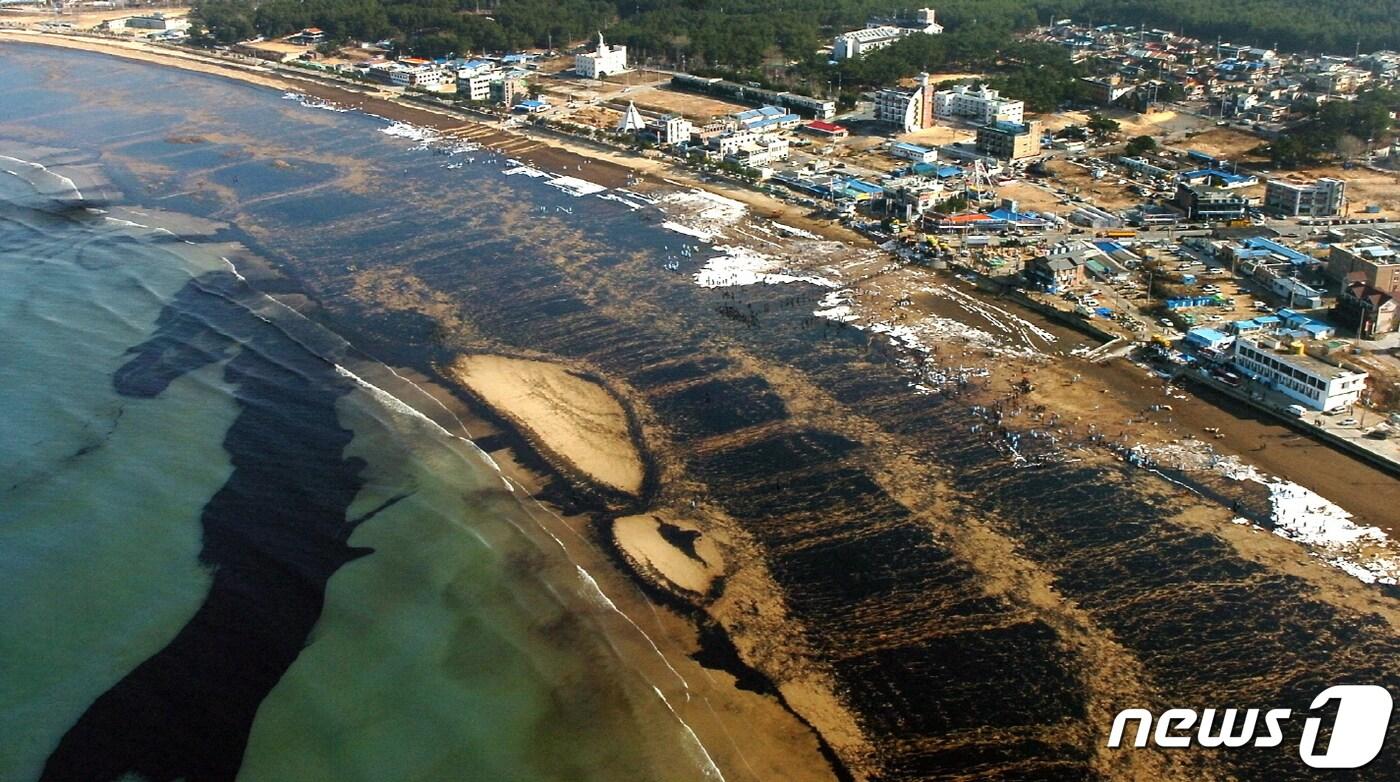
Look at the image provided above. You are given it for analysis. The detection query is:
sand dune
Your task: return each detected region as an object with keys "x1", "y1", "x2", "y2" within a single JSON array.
[{"x1": 450, "y1": 354, "x2": 643, "y2": 495}]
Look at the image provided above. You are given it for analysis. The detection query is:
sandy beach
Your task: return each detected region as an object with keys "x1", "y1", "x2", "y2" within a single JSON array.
[
  {"x1": 613, "y1": 513, "x2": 725, "y2": 595},
  {"x1": 0, "y1": 31, "x2": 865, "y2": 245},
  {"x1": 10, "y1": 33, "x2": 1400, "y2": 781},
  {"x1": 450, "y1": 354, "x2": 645, "y2": 496}
]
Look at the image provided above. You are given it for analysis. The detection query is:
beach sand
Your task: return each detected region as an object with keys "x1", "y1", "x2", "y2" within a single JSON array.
[
  {"x1": 613, "y1": 513, "x2": 724, "y2": 595},
  {"x1": 450, "y1": 354, "x2": 645, "y2": 495}
]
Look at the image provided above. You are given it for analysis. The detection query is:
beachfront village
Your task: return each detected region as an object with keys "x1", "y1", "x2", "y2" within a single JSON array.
[{"x1": 7, "y1": 1, "x2": 1400, "y2": 474}]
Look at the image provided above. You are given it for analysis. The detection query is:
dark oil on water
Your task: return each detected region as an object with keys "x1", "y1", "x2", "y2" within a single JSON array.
[{"x1": 3, "y1": 42, "x2": 1399, "y2": 782}]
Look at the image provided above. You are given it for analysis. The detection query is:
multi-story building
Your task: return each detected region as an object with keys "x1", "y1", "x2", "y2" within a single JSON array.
[
  {"x1": 1025, "y1": 254, "x2": 1086, "y2": 291},
  {"x1": 1264, "y1": 177, "x2": 1346, "y2": 217},
  {"x1": 869, "y1": 7, "x2": 944, "y2": 35},
  {"x1": 933, "y1": 84, "x2": 1024, "y2": 125},
  {"x1": 456, "y1": 71, "x2": 493, "y2": 102},
  {"x1": 1174, "y1": 181, "x2": 1249, "y2": 220},
  {"x1": 370, "y1": 60, "x2": 452, "y2": 90},
  {"x1": 727, "y1": 137, "x2": 790, "y2": 168},
  {"x1": 875, "y1": 73, "x2": 936, "y2": 133},
  {"x1": 1335, "y1": 281, "x2": 1399, "y2": 339},
  {"x1": 1229, "y1": 337, "x2": 1368, "y2": 411},
  {"x1": 709, "y1": 129, "x2": 763, "y2": 156},
  {"x1": 733, "y1": 105, "x2": 802, "y2": 133},
  {"x1": 1079, "y1": 75, "x2": 1136, "y2": 104},
  {"x1": 834, "y1": 8, "x2": 944, "y2": 59},
  {"x1": 833, "y1": 26, "x2": 905, "y2": 60},
  {"x1": 491, "y1": 70, "x2": 529, "y2": 106},
  {"x1": 647, "y1": 114, "x2": 693, "y2": 146},
  {"x1": 575, "y1": 33, "x2": 627, "y2": 78},
  {"x1": 1327, "y1": 235, "x2": 1400, "y2": 290},
  {"x1": 975, "y1": 120, "x2": 1042, "y2": 160}
]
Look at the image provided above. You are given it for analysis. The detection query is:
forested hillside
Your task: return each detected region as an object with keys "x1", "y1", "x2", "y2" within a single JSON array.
[{"x1": 191, "y1": 0, "x2": 1398, "y2": 83}]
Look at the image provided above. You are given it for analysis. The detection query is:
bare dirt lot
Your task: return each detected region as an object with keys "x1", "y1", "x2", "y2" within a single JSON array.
[
  {"x1": 1290, "y1": 164, "x2": 1400, "y2": 218},
  {"x1": 1035, "y1": 107, "x2": 1213, "y2": 141},
  {"x1": 897, "y1": 123, "x2": 976, "y2": 147},
  {"x1": 1042, "y1": 158, "x2": 1142, "y2": 210},
  {"x1": 996, "y1": 180, "x2": 1073, "y2": 217},
  {"x1": 615, "y1": 84, "x2": 751, "y2": 121},
  {"x1": 560, "y1": 103, "x2": 622, "y2": 131},
  {"x1": 1172, "y1": 126, "x2": 1269, "y2": 161},
  {"x1": 0, "y1": 5, "x2": 191, "y2": 28}
]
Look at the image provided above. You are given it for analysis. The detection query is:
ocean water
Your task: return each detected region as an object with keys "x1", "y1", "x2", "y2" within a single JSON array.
[{"x1": 0, "y1": 61, "x2": 714, "y2": 782}]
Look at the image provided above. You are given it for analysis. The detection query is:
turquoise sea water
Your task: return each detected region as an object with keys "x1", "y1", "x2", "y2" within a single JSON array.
[{"x1": 0, "y1": 50, "x2": 715, "y2": 782}]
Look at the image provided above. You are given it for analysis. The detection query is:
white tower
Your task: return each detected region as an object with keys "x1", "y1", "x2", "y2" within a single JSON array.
[{"x1": 617, "y1": 101, "x2": 646, "y2": 133}]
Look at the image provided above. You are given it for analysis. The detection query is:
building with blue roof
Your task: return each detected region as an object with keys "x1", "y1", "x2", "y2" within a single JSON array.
[
  {"x1": 889, "y1": 142, "x2": 937, "y2": 163},
  {"x1": 1228, "y1": 236, "x2": 1312, "y2": 266},
  {"x1": 1185, "y1": 326, "x2": 1234, "y2": 351},
  {"x1": 734, "y1": 105, "x2": 802, "y2": 133},
  {"x1": 1179, "y1": 168, "x2": 1257, "y2": 189},
  {"x1": 833, "y1": 178, "x2": 884, "y2": 201},
  {"x1": 911, "y1": 162, "x2": 963, "y2": 179}
]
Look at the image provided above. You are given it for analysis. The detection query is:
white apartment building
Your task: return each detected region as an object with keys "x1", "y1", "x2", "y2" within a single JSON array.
[
  {"x1": 728, "y1": 137, "x2": 790, "y2": 167},
  {"x1": 710, "y1": 129, "x2": 763, "y2": 156},
  {"x1": 457, "y1": 72, "x2": 493, "y2": 102},
  {"x1": 875, "y1": 87, "x2": 924, "y2": 133},
  {"x1": 933, "y1": 84, "x2": 1024, "y2": 125},
  {"x1": 1230, "y1": 337, "x2": 1368, "y2": 411},
  {"x1": 1264, "y1": 177, "x2": 1346, "y2": 217},
  {"x1": 575, "y1": 33, "x2": 628, "y2": 78},
  {"x1": 371, "y1": 61, "x2": 452, "y2": 90},
  {"x1": 833, "y1": 26, "x2": 904, "y2": 60},
  {"x1": 648, "y1": 114, "x2": 693, "y2": 146}
]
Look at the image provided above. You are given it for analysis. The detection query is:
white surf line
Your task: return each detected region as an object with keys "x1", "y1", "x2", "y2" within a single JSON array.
[
  {"x1": 651, "y1": 684, "x2": 728, "y2": 782},
  {"x1": 0, "y1": 154, "x2": 84, "y2": 200},
  {"x1": 500, "y1": 484, "x2": 695, "y2": 698},
  {"x1": 488, "y1": 482, "x2": 724, "y2": 774},
  {"x1": 213, "y1": 252, "x2": 480, "y2": 443}
]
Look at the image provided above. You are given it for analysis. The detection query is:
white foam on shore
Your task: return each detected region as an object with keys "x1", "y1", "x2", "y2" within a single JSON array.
[
  {"x1": 595, "y1": 192, "x2": 646, "y2": 210},
  {"x1": 923, "y1": 283, "x2": 1058, "y2": 350},
  {"x1": 1135, "y1": 441, "x2": 1400, "y2": 585},
  {"x1": 282, "y1": 91, "x2": 350, "y2": 112},
  {"x1": 693, "y1": 246, "x2": 838, "y2": 289},
  {"x1": 658, "y1": 189, "x2": 748, "y2": 240},
  {"x1": 379, "y1": 121, "x2": 438, "y2": 144},
  {"x1": 548, "y1": 175, "x2": 607, "y2": 197},
  {"x1": 0, "y1": 154, "x2": 84, "y2": 201},
  {"x1": 771, "y1": 222, "x2": 820, "y2": 240},
  {"x1": 660, "y1": 220, "x2": 714, "y2": 241},
  {"x1": 503, "y1": 163, "x2": 549, "y2": 178}
]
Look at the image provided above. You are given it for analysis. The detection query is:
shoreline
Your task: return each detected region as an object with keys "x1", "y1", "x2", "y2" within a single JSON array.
[
  {"x1": 0, "y1": 30, "x2": 865, "y2": 246},
  {"x1": 0, "y1": 34, "x2": 856, "y2": 779},
  {"x1": 9, "y1": 35, "x2": 1400, "y2": 779}
]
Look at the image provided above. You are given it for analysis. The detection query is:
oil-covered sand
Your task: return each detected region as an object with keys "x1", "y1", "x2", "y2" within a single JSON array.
[{"x1": 5, "y1": 38, "x2": 1400, "y2": 782}]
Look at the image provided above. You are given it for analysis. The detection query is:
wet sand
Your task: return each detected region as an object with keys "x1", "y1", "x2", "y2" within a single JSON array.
[
  {"x1": 11, "y1": 38, "x2": 1400, "y2": 781},
  {"x1": 0, "y1": 31, "x2": 860, "y2": 245},
  {"x1": 450, "y1": 354, "x2": 645, "y2": 496}
]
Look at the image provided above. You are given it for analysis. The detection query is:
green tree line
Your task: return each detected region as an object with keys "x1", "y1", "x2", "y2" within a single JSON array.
[{"x1": 191, "y1": 0, "x2": 1397, "y2": 85}]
